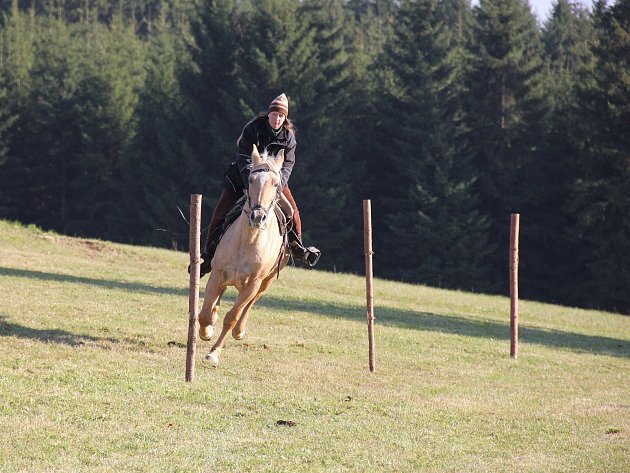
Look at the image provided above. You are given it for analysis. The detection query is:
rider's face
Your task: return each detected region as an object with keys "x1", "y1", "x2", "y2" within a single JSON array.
[{"x1": 268, "y1": 111, "x2": 286, "y2": 130}]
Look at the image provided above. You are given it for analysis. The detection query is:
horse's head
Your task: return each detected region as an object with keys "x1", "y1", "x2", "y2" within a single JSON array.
[{"x1": 247, "y1": 146, "x2": 284, "y2": 229}]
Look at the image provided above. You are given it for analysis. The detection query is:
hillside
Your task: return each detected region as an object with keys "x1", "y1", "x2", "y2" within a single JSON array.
[{"x1": 0, "y1": 220, "x2": 628, "y2": 472}]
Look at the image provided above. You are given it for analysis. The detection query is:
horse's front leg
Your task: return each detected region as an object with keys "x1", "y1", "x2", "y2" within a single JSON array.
[
  {"x1": 205, "y1": 281, "x2": 261, "y2": 365},
  {"x1": 232, "y1": 273, "x2": 275, "y2": 340},
  {"x1": 198, "y1": 275, "x2": 225, "y2": 341}
]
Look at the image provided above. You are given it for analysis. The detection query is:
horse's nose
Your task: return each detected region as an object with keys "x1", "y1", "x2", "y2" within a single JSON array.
[{"x1": 249, "y1": 210, "x2": 267, "y2": 228}]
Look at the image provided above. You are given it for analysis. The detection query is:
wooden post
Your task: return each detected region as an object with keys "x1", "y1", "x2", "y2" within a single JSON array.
[
  {"x1": 186, "y1": 194, "x2": 202, "y2": 382},
  {"x1": 510, "y1": 213, "x2": 520, "y2": 359},
  {"x1": 363, "y1": 200, "x2": 376, "y2": 373}
]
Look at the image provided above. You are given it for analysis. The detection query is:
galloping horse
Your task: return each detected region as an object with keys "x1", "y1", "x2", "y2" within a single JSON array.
[{"x1": 198, "y1": 146, "x2": 290, "y2": 365}]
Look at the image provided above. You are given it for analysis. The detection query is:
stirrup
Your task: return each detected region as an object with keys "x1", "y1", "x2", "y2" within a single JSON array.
[
  {"x1": 304, "y1": 246, "x2": 321, "y2": 267},
  {"x1": 289, "y1": 240, "x2": 321, "y2": 267}
]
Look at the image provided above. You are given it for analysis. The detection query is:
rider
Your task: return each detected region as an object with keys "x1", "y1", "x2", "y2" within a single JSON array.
[{"x1": 199, "y1": 93, "x2": 320, "y2": 277}]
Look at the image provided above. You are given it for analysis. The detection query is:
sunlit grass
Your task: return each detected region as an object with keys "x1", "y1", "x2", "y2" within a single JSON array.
[{"x1": 0, "y1": 220, "x2": 628, "y2": 472}]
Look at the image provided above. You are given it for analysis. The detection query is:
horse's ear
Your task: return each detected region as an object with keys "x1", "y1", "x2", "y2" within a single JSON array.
[
  {"x1": 251, "y1": 145, "x2": 262, "y2": 166},
  {"x1": 270, "y1": 149, "x2": 284, "y2": 171}
]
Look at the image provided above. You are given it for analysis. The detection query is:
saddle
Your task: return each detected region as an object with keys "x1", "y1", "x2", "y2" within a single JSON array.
[
  {"x1": 196, "y1": 195, "x2": 319, "y2": 278},
  {"x1": 221, "y1": 194, "x2": 289, "y2": 238},
  {"x1": 220, "y1": 195, "x2": 319, "y2": 267}
]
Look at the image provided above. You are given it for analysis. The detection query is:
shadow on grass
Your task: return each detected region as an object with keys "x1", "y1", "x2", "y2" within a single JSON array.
[
  {"x1": 0, "y1": 314, "x2": 118, "y2": 348},
  {"x1": 0, "y1": 266, "x2": 187, "y2": 297},
  {"x1": 254, "y1": 295, "x2": 630, "y2": 359},
  {"x1": 2, "y1": 266, "x2": 628, "y2": 359}
]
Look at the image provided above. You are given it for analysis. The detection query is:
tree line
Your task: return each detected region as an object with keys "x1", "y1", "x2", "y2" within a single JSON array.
[{"x1": 1, "y1": 0, "x2": 629, "y2": 313}]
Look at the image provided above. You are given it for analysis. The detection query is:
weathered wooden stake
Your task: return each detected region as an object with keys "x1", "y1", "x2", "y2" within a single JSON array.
[
  {"x1": 510, "y1": 213, "x2": 520, "y2": 359},
  {"x1": 186, "y1": 194, "x2": 202, "y2": 382},
  {"x1": 363, "y1": 200, "x2": 376, "y2": 373}
]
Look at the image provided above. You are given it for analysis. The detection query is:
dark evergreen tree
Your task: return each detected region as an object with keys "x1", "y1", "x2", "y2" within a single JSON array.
[
  {"x1": 115, "y1": 12, "x2": 198, "y2": 249},
  {"x1": 0, "y1": 0, "x2": 194, "y2": 33},
  {"x1": 569, "y1": 0, "x2": 630, "y2": 312},
  {"x1": 467, "y1": 0, "x2": 549, "y2": 296},
  {"x1": 538, "y1": 0, "x2": 596, "y2": 304},
  {"x1": 345, "y1": 0, "x2": 397, "y2": 60},
  {"x1": 86, "y1": 15, "x2": 147, "y2": 239},
  {"x1": 341, "y1": 0, "x2": 393, "y2": 201},
  {"x1": 0, "y1": 4, "x2": 36, "y2": 220},
  {"x1": 439, "y1": 0, "x2": 475, "y2": 46},
  {"x1": 0, "y1": 82, "x2": 14, "y2": 163},
  {"x1": 182, "y1": 0, "x2": 247, "y2": 215},
  {"x1": 372, "y1": 0, "x2": 491, "y2": 290},
  {"x1": 5, "y1": 16, "x2": 80, "y2": 230},
  {"x1": 287, "y1": 0, "x2": 362, "y2": 271},
  {"x1": 3, "y1": 15, "x2": 145, "y2": 237}
]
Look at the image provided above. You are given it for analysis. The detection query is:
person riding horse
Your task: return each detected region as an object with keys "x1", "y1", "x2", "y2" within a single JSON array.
[
  {"x1": 198, "y1": 146, "x2": 290, "y2": 365},
  {"x1": 200, "y1": 93, "x2": 320, "y2": 277}
]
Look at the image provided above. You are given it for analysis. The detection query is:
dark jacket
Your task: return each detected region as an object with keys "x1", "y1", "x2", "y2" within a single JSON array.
[{"x1": 235, "y1": 115, "x2": 296, "y2": 190}]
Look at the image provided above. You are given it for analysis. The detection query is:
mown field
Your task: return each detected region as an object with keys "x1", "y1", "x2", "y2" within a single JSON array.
[{"x1": 0, "y1": 220, "x2": 628, "y2": 472}]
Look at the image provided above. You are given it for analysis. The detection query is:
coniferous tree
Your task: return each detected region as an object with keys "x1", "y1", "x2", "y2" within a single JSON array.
[
  {"x1": 570, "y1": 0, "x2": 630, "y2": 312},
  {"x1": 182, "y1": 0, "x2": 246, "y2": 212},
  {"x1": 343, "y1": 0, "x2": 397, "y2": 199},
  {"x1": 439, "y1": 0, "x2": 475, "y2": 39},
  {"x1": 289, "y1": 0, "x2": 362, "y2": 271},
  {"x1": 467, "y1": 0, "x2": 549, "y2": 295},
  {"x1": 345, "y1": 0, "x2": 396, "y2": 60},
  {"x1": 0, "y1": 0, "x2": 194, "y2": 32},
  {"x1": 539, "y1": 0, "x2": 596, "y2": 304},
  {"x1": 0, "y1": 83, "x2": 18, "y2": 216},
  {"x1": 4, "y1": 15, "x2": 146, "y2": 237},
  {"x1": 373, "y1": 0, "x2": 490, "y2": 289},
  {"x1": 0, "y1": 4, "x2": 36, "y2": 220},
  {"x1": 88, "y1": 15, "x2": 147, "y2": 239},
  {"x1": 9, "y1": 17, "x2": 80, "y2": 230},
  {"x1": 116, "y1": 12, "x2": 197, "y2": 248},
  {"x1": 0, "y1": 83, "x2": 15, "y2": 163}
]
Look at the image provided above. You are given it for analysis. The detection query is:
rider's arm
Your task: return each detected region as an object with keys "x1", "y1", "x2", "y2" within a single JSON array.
[
  {"x1": 280, "y1": 134, "x2": 296, "y2": 189},
  {"x1": 236, "y1": 121, "x2": 257, "y2": 187}
]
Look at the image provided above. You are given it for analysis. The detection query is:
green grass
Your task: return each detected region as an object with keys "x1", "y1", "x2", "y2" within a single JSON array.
[{"x1": 1, "y1": 219, "x2": 628, "y2": 472}]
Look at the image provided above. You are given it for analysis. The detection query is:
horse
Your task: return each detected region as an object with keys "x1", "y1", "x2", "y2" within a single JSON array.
[{"x1": 198, "y1": 146, "x2": 290, "y2": 365}]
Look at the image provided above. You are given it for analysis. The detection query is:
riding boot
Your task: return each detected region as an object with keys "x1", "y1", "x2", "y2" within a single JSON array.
[
  {"x1": 199, "y1": 231, "x2": 219, "y2": 278},
  {"x1": 288, "y1": 229, "x2": 321, "y2": 267}
]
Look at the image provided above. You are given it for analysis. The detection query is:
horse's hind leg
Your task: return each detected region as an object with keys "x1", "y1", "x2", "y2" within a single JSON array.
[
  {"x1": 206, "y1": 282, "x2": 261, "y2": 364},
  {"x1": 198, "y1": 278, "x2": 226, "y2": 341},
  {"x1": 232, "y1": 274, "x2": 275, "y2": 340}
]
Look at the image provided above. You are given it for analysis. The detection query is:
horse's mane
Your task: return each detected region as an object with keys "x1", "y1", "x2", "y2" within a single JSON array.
[{"x1": 251, "y1": 149, "x2": 282, "y2": 175}]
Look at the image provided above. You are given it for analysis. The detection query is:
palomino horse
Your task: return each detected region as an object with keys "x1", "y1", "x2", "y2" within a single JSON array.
[{"x1": 198, "y1": 147, "x2": 290, "y2": 365}]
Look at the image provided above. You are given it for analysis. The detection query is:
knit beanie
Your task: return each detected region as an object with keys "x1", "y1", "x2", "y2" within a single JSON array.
[{"x1": 268, "y1": 93, "x2": 289, "y2": 116}]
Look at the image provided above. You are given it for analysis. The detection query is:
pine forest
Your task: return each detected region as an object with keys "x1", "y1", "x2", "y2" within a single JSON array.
[{"x1": 1, "y1": 0, "x2": 629, "y2": 313}]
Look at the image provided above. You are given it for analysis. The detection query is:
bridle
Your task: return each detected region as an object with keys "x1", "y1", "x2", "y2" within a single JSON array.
[{"x1": 244, "y1": 165, "x2": 281, "y2": 230}]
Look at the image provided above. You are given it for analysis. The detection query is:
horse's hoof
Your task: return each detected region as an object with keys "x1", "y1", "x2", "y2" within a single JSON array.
[
  {"x1": 232, "y1": 330, "x2": 246, "y2": 340},
  {"x1": 204, "y1": 352, "x2": 220, "y2": 365},
  {"x1": 199, "y1": 325, "x2": 214, "y2": 341}
]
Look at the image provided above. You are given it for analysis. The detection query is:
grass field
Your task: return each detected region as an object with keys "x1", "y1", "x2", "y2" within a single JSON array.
[{"x1": 0, "y1": 220, "x2": 628, "y2": 472}]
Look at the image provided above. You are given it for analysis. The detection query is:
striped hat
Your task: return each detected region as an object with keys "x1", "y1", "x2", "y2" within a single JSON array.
[{"x1": 268, "y1": 93, "x2": 289, "y2": 116}]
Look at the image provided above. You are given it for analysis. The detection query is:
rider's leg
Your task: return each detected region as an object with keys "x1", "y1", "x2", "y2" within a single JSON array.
[
  {"x1": 282, "y1": 186, "x2": 321, "y2": 267},
  {"x1": 282, "y1": 186, "x2": 301, "y2": 238},
  {"x1": 200, "y1": 188, "x2": 239, "y2": 277}
]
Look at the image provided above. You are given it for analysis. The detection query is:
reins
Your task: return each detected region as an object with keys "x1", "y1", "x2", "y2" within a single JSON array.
[
  {"x1": 243, "y1": 164, "x2": 289, "y2": 278},
  {"x1": 243, "y1": 165, "x2": 281, "y2": 231}
]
